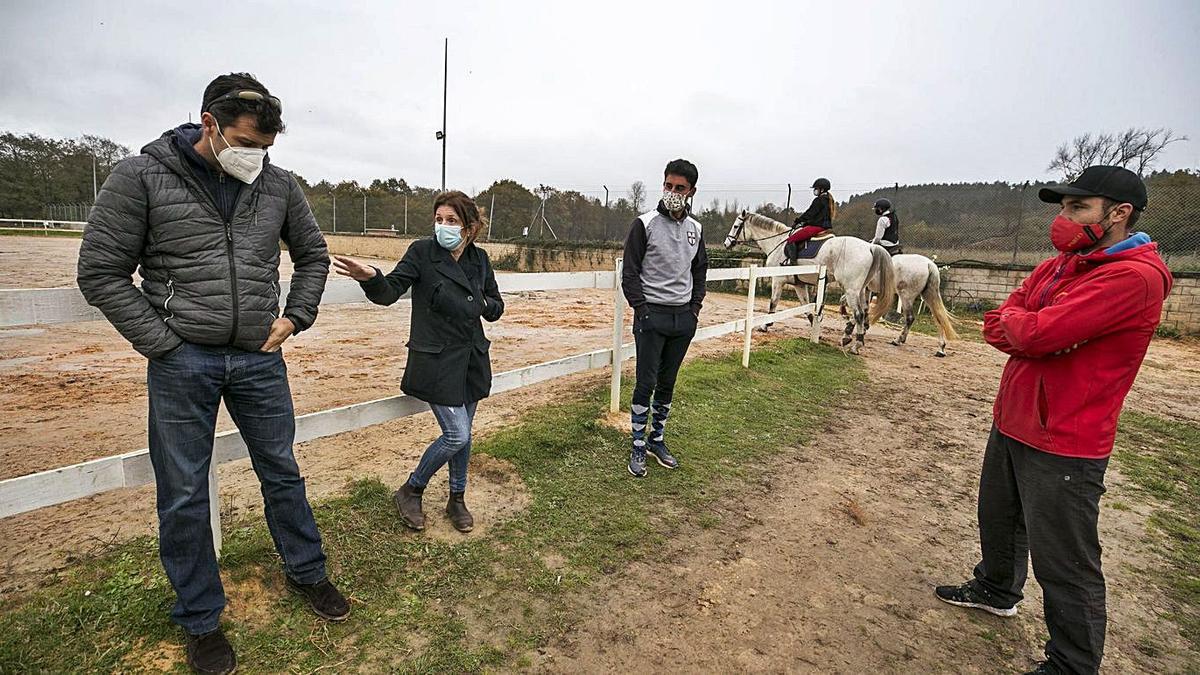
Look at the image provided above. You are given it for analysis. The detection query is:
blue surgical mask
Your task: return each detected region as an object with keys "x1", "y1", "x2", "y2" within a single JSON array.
[{"x1": 434, "y1": 223, "x2": 463, "y2": 250}]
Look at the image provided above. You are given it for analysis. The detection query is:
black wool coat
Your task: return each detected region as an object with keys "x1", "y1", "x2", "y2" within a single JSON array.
[{"x1": 360, "y1": 238, "x2": 504, "y2": 406}]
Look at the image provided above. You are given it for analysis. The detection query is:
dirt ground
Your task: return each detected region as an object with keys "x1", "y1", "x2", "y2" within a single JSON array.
[
  {"x1": 2, "y1": 236, "x2": 1198, "y2": 672},
  {"x1": 532, "y1": 332, "x2": 1200, "y2": 674},
  {"x1": 0, "y1": 236, "x2": 760, "y2": 588}
]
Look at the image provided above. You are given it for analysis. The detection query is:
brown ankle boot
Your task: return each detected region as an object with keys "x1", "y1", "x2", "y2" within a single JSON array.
[
  {"x1": 446, "y1": 491, "x2": 474, "y2": 533},
  {"x1": 393, "y1": 482, "x2": 425, "y2": 530}
]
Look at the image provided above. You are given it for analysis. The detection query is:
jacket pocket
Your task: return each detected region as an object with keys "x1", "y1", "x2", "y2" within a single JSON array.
[{"x1": 1036, "y1": 376, "x2": 1049, "y2": 430}]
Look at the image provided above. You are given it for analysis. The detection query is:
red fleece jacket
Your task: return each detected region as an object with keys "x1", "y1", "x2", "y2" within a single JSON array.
[{"x1": 983, "y1": 241, "x2": 1172, "y2": 459}]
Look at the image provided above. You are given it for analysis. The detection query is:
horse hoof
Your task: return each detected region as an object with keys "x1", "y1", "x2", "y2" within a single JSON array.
[
  {"x1": 935, "y1": 351, "x2": 946, "y2": 358},
  {"x1": 841, "y1": 336, "x2": 853, "y2": 347},
  {"x1": 890, "y1": 339, "x2": 901, "y2": 347}
]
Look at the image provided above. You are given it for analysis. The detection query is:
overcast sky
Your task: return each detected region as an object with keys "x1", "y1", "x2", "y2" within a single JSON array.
[{"x1": 2, "y1": 0, "x2": 1198, "y2": 206}]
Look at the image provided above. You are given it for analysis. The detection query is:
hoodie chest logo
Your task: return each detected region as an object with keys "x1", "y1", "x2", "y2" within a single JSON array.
[{"x1": 687, "y1": 229, "x2": 698, "y2": 246}]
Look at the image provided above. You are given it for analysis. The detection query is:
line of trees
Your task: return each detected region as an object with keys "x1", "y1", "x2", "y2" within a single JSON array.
[{"x1": 2, "y1": 130, "x2": 1195, "y2": 267}]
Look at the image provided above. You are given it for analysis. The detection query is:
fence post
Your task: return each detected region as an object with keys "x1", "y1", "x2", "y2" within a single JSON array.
[
  {"x1": 811, "y1": 264, "x2": 827, "y2": 343},
  {"x1": 609, "y1": 257, "x2": 625, "y2": 413},
  {"x1": 742, "y1": 264, "x2": 758, "y2": 367},
  {"x1": 208, "y1": 462, "x2": 222, "y2": 557}
]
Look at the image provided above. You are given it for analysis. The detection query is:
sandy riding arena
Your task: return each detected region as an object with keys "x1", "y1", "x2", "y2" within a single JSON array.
[{"x1": 1, "y1": 235, "x2": 1198, "y2": 672}]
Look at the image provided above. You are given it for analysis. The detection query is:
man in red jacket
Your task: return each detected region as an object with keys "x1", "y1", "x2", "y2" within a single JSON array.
[{"x1": 935, "y1": 165, "x2": 1172, "y2": 675}]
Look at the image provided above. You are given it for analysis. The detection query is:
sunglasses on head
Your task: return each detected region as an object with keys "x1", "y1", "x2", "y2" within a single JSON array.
[{"x1": 208, "y1": 89, "x2": 282, "y2": 113}]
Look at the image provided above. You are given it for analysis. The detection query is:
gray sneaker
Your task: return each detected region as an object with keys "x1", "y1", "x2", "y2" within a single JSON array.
[
  {"x1": 647, "y1": 441, "x2": 678, "y2": 469},
  {"x1": 628, "y1": 446, "x2": 648, "y2": 478}
]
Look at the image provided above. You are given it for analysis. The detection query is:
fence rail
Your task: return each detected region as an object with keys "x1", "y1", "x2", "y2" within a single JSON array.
[
  {"x1": 0, "y1": 263, "x2": 826, "y2": 557},
  {"x1": 0, "y1": 218, "x2": 86, "y2": 232}
]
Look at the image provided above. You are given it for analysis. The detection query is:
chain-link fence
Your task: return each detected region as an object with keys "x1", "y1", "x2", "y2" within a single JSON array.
[
  {"x1": 831, "y1": 177, "x2": 1200, "y2": 271},
  {"x1": 44, "y1": 202, "x2": 92, "y2": 222},
  {"x1": 298, "y1": 173, "x2": 1200, "y2": 271},
  {"x1": 41, "y1": 172, "x2": 1200, "y2": 272}
]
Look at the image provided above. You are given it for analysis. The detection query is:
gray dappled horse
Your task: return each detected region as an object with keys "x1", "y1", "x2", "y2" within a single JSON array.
[{"x1": 888, "y1": 253, "x2": 959, "y2": 357}]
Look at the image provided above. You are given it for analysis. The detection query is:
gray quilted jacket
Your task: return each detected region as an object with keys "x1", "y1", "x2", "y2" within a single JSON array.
[{"x1": 77, "y1": 128, "x2": 329, "y2": 359}]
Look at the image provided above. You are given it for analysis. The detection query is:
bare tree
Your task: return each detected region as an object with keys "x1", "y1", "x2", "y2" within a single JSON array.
[
  {"x1": 1048, "y1": 127, "x2": 1187, "y2": 180},
  {"x1": 628, "y1": 180, "x2": 646, "y2": 212}
]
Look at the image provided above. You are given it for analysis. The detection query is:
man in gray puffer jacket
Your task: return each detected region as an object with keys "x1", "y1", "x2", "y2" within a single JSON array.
[{"x1": 77, "y1": 73, "x2": 346, "y2": 675}]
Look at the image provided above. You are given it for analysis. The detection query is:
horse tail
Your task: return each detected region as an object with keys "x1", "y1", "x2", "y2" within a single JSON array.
[
  {"x1": 922, "y1": 260, "x2": 959, "y2": 341},
  {"x1": 868, "y1": 245, "x2": 896, "y2": 325}
]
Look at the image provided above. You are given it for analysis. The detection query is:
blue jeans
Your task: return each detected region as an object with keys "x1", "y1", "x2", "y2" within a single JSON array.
[
  {"x1": 408, "y1": 401, "x2": 478, "y2": 492},
  {"x1": 147, "y1": 342, "x2": 327, "y2": 635}
]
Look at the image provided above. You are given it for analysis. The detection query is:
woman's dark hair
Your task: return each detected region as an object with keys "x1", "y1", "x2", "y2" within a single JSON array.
[
  {"x1": 202, "y1": 72, "x2": 285, "y2": 134},
  {"x1": 664, "y1": 158, "x2": 698, "y2": 188},
  {"x1": 434, "y1": 190, "x2": 488, "y2": 231}
]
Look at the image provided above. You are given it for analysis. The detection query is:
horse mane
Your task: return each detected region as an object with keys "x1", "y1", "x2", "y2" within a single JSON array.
[{"x1": 745, "y1": 212, "x2": 790, "y2": 235}]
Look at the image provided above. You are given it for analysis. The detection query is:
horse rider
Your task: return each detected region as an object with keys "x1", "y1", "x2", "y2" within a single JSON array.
[
  {"x1": 871, "y1": 198, "x2": 902, "y2": 255},
  {"x1": 783, "y1": 177, "x2": 836, "y2": 263}
]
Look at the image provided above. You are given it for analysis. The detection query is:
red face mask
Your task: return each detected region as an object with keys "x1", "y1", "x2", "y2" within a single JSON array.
[{"x1": 1050, "y1": 205, "x2": 1120, "y2": 252}]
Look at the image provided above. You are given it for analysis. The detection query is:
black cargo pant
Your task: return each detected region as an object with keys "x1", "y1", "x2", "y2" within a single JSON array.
[
  {"x1": 632, "y1": 303, "x2": 697, "y2": 408},
  {"x1": 973, "y1": 426, "x2": 1109, "y2": 675}
]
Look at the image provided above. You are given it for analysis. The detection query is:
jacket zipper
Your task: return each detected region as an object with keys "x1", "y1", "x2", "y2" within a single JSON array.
[
  {"x1": 163, "y1": 275, "x2": 176, "y2": 322},
  {"x1": 1038, "y1": 257, "x2": 1070, "y2": 308},
  {"x1": 220, "y1": 173, "x2": 241, "y2": 343},
  {"x1": 270, "y1": 281, "x2": 281, "y2": 318}
]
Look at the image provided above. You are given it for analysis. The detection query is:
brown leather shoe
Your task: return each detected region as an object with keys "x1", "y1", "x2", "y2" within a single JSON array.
[
  {"x1": 393, "y1": 482, "x2": 425, "y2": 530},
  {"x1": 446, "y1": 491, "x2": 474, "y2": 532}
]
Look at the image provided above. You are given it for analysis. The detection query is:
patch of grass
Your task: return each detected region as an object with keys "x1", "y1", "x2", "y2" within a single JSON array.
[
  {"x1": 1115, "y1": 411, "x2": 1200, "y2": 651},
  {"x1": 0, "y1": 338, "x2": 862, "y2": 672}
]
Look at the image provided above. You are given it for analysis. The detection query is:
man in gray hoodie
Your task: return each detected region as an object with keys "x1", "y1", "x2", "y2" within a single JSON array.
[
  {"x1": 77, "y1": 73, "x2": 346, "y2": 675},
  {"x1": 621, "y1": 159, "x2": 708, "y2": 477}
]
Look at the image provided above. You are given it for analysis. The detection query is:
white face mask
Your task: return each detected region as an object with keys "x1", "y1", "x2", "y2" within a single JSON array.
[
  {"x1": 209, "y1": 122, "x2": 266, "y2": 184},
  {"x1": 661, "y1": 190, "x2": 687, "y2": 213}
]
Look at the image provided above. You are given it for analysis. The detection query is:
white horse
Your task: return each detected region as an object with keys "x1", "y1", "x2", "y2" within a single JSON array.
[
  {"x1": 723, "y1": 211, "x2": 895, "y2": 355},
  {"x1": 888, "y1": 254, "x2": 959, "y2": 357}
]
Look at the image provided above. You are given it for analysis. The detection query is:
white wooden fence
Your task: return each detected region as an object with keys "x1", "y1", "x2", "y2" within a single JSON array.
[
  {"x1": 0, "y1": 260, "x2": 826, "y2": 554},
  {"x1": 0, "y1": 218, "x2": 87, "y2": 233}
]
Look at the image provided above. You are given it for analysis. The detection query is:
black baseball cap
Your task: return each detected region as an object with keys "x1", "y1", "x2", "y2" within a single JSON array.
[{"x1": 1038, "y1": 165, "x2": 1148, "y2": 211}]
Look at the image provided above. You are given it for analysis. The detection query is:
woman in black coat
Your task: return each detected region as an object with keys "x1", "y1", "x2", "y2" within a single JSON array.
[{"x1": 332, "y1": 191, "x2": 503, "y2": 533}]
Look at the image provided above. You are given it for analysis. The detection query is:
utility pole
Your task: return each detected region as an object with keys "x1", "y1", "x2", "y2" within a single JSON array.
[
  {"x1": 362, "y1": 192, "x2": 367, "y2": 233},
  {"x1": 332, "y1": 193, "x2": 337, "y2": 233},
  {"x1": 92, "y1": 154, "x2": 98, "y2": 200},
  {"x1": 438, "y1": 38, "x2": 448, "y2": 191},
  {"x1": 488, "y1": 193, "x2": 496, "y2": 240}
]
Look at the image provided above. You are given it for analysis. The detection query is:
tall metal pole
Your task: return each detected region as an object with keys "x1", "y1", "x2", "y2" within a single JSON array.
[
  {"x1": 362, "y1": 193, "x2": 367, "y2": 233},
  {"x1": 488, "y1": 193, "x2": 495, "y2": 240},
  {"x1": 404, "y1": 196, "x2": 408, "y2": 234},
  {"x1": 603, "y1": 185, "x2": 611, "y2": 240},
  {"x1": 442, "y1": 37, "x2": 449, "y2": 189},
  {"x1": 92, "y1": 154, "x2": 98, "y2": 201},
  {"x1": 332, "y1": 194, "x2": 337, "y2": 233}
]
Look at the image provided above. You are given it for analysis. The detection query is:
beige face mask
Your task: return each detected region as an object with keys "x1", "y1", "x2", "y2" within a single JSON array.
[{"x1": 209, "y1": 122, "x2": 266, "y2": 184}]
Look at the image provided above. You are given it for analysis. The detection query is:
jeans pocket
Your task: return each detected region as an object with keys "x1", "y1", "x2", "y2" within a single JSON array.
[{"x1": 154, "y1": 341, "x2": 188, "y2": 361}]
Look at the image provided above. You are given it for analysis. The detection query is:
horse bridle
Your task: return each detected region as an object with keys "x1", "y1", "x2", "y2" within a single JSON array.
[{"x1": 726, "y1": 214, "x2": 748, "y2": 249}]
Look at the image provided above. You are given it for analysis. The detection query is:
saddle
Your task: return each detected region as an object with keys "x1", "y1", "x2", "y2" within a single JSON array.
[
  {"x1": 883, "y1": 243, "x2": 904, "y2": 256},
  {"x1": 784, "y1": 232, "x2": 835, "y2": 263}
]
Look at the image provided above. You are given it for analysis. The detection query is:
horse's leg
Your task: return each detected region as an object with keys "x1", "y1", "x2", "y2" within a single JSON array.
[
  {"x1": 841, "y1": 289, "x2": 857, "y2": 350},
  {"x1": 852, "y1": 287, "x2": 869, "y2": 354},
  {"x1": 892, "y1": 293, "x2": 915, "y2": 346},
  {"x1": 761, "y1": 277, "x2": 783, "y2": 332}
]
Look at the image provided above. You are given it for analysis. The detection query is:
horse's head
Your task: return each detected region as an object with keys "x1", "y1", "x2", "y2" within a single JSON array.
[{"x1": 724, "y1": 209, "x2": 751, "y2": 249}]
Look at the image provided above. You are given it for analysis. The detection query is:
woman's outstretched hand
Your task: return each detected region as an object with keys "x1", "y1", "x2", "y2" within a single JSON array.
[{"x1": 332, "y1": 255, "x2": 377, "y2": 282}]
